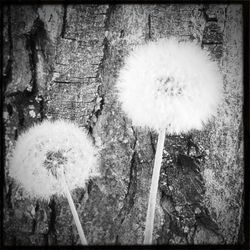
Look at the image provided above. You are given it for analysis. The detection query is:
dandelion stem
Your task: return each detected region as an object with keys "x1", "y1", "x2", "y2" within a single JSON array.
[
  {"x1": 61, "y1": 173, "x2": 88, "y2": 245},
  {"x1": 144, "y1": 128, "x2": 166, "y2": 244}
]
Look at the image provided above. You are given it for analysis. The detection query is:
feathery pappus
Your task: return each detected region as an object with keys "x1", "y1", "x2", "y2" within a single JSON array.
[
  {"x1": 9, "y1": 119, "x2": 99, "y2": 200},
  {"x1": 117, "y1": 37, "x2": 223, "y2": 133}
]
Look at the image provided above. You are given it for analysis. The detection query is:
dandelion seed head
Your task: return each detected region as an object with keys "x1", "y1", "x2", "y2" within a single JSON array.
[
  {"x1": 117, "y1": 38, "x2": 223, "y2": 133},
  {"x1": 9, "y1": 119, "x2": 99, "y2": 200}
]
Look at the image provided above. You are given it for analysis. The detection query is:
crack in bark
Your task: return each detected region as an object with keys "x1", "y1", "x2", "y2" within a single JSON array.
[
  {"x1": 31, "y1": 217, "x2": 37, "y2": 234},
  {"x1": 6, "y1": 18, "x2": 48, "y2": 131},
  {"x1": 5, "y1": 182, "x2": 13, "y2": 209},
  {"x1": 26, "y1": 23, "x2": 38, "y2": 94},
  {"x1": 116, "y1": 151, "x2": 138, "y2": 236},
  {"x1": 26, "y1": 18, "x2": 49, "y2": 94},
  {"x1": 44, "y1": 198, "x2": 57, "y2": 245},
  {"x1": 150, "y1": 132, "x2": 156, "y2": 155},
  {"x1": 115, "y1": 126, "x2": 138, "y2": 242},
  {"x1": 223, "y1": 5, "x2": 228, "y2": 34},
  {"x1": 31, "y1": 201, "x2": 40, "y2": 234},
  {"x1": 148, "y1": 14, "x2": 152, "y2": 40},
  {"x1": 61, "y1": 4, "x2": 68, "y2": 38},
  {"x1": 6, "y1": 103, "x2": 13, "y2": 116},
  {"x1": 38, "y1": 95, "x2": 45, "y2": 121},
  {"x1": 201, "y1": 41, "x2": 223, "y2": 45},
  {"x1": 131, "y1": 125, "x2": 137, "y2": 150},
  {"x1": 86, "y1": 5, "x2": 115, "y2": 140}
]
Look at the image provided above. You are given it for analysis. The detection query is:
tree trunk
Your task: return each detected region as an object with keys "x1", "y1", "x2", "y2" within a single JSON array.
[{"x1": 3, "y1": 4, "x2": 244, "y2": 245}]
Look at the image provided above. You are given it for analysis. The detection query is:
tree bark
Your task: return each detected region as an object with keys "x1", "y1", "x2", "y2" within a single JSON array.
[{"x1": 3, "y1": 4, "x2": 244, "y2": 245}]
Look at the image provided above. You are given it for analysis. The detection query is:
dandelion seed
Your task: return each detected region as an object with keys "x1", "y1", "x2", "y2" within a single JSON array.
[
  {"x1": 9, "y1": 119, "x2": 99, "y2": 245},
  {"x1": 117, "y1": 37, "x2": 223, "y2": 133},
  {"x1": 9, "y1": 119, "x2": 98, "y2": 199},
  {"x1": 116, "y1": 37, "x2": 223, "y2": 244}
]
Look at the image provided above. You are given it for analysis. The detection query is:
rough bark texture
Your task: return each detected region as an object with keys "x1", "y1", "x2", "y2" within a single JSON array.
[{"x1": 3, "y1": 4, "x2": 244, "y2": 245}]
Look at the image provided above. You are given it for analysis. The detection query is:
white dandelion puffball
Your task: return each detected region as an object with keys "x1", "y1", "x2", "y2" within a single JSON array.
[
  {"x1": 117, "y1": 38, "x2": 223, "y2": 133},
  {"x1": 9, "y1": 119, "x2": 99, "y2": 200}
]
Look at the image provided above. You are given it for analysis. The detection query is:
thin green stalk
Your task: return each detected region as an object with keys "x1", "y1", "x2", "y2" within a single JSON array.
[
  {"x1": 144, "y1": 128, "x2": 166, "y2": 244},
  {"x1": 61, "y1": 172, "x2": 88, "y2": 245}
]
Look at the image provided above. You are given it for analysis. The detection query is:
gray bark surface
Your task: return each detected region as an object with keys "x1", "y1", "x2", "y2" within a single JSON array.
[{"x1": 3, "y1": 4, "x2": 243, "y2": 245}]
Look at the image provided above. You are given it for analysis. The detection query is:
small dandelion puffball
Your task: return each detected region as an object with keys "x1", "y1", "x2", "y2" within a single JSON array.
[
  {"x1": 117, "y1": 38, "x2": 223, "y2": 133},
  {"x1": 9, "y1": 119, "x2": 98, "y2": 200}
]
